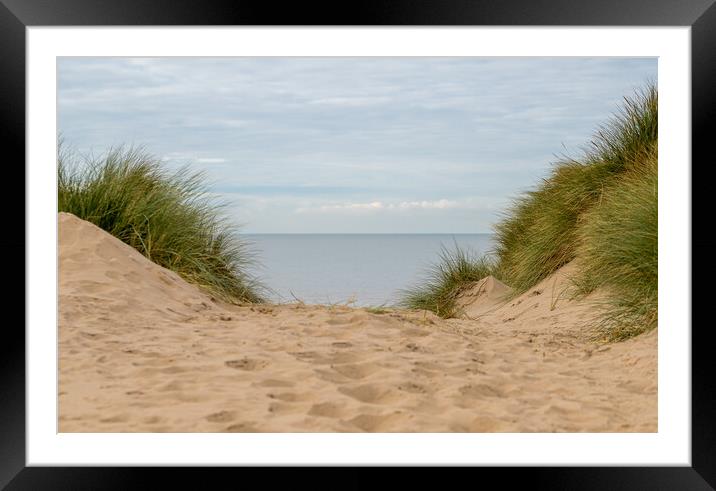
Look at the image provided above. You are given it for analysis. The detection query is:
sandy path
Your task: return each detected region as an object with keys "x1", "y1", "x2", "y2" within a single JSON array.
[{"x1": 58, "y1": 213, "x2": 656, "y2": 432}]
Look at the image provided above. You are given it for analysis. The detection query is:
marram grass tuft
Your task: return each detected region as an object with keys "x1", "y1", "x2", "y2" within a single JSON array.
[
  {"x1": 58, "y1": 144, "x2": 265, "y2": 304},
  {"x1": 399, "y1": 244, "x2": 501, "y2": 318},
  {"x1": 493, "y1": 84, "x2": 657, "y2": 295},
  {"x1": 574, "y1": 147, "x2": 658, "y2": 340}
]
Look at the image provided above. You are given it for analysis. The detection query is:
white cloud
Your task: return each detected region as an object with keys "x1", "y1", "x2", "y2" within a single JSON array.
[
  {"x1": 292, "y1": 197, "x2": 512, "y2": 215},
  {"x1": 295, "y1": 199, "x2": 465, "y2": 214},
  {"x1": 398, "y1": 199, "x2": 458, "y2": 210},
  {"x1": 309, "y1": 96, "x2": 391, "y2": 107},
  {"x1": 296, "y1": 201, "x2": 384, "y2": 213},
  {"x1": 161, "y1": 152, "x2": 227, "y2": 164}
]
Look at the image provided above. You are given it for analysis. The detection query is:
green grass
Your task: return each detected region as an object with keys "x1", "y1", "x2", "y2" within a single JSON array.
[
  {"x1": 398, "y1": 84, "x2": 658, "y2": 340},
  {"x1": 493, "y1": 84, "x2": 657, "y2": 294},
  {"x1": 493, "y1": 158, "x2": 623, "y2": 294},
  {"x1": 398, "y1": 244, "x2": 500, "y2": 318},
  {"x1": 58, "y1": 144, "x2": 265, "y2": 304},
  {"x1": 574, "y1": 147, "x2": 658, "y2": 340}
]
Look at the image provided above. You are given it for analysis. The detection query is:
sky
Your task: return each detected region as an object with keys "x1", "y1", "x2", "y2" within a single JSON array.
[{"x1": 57, "y1": 57, "x2": 657, "y2": 233}]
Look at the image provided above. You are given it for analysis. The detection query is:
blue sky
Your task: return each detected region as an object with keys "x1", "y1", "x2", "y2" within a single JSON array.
[{"x1": 58, "y1": 57, "x2": 656, "y2": 233}]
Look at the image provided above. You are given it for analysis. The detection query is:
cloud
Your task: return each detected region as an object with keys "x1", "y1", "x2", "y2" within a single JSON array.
[
  {"x1": 397, "y1": 199, "x2": 458, "y2": 210},
  {"x1": 295, "y1": 199, "x2": 470, "y2": 214},
  {"x1": 310, "y1": 96, "x2": 392, "y2": 107},
  {"x1": 58, "y1": 57, "x2": 657, "y2": 232},
  {"x1": 296, "y1": 201, "x2": 382, "y2": 213}
]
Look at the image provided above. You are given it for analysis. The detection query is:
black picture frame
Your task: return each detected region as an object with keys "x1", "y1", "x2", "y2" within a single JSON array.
[{"x1": 2, "y1": 0, "x2": 712, "y2": 488}]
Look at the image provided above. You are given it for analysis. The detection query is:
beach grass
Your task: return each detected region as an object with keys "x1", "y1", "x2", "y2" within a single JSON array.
[
  {"x1": 492, "y1": 158, "x2": 623, "y2": 294},
  {"x1": 58, "y1": 144, "x2": 265, "y2": 304},
  {"x1": 493, "y1": 84, "x2": 657, "y2": 294},
  {"x1": 400, "y1": 84, "x2": 657, "y2": 340},
  {"x1": 398, "y1": 244, "x2": 500, "y2": 318},
  {"x1": 574, "y1": 147, "x2": 658, "y2": 340}
]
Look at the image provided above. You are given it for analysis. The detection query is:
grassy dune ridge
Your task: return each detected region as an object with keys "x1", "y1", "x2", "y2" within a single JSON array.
[
  {"x1": 402, "y1": 85, "x2": 658, "y2": 340},
  {"x1": 398, "y1": 245, "x2": 501, "y2": 318},
  {"x1": 574, "y1": 146, "x2": 658, "y2": 340},
  {"x1": 58, "y1": 145, "x2": 265, "y2": 304}
]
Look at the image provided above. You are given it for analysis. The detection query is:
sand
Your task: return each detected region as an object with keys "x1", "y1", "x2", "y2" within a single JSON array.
[{"x1": 58, "y1": 212, "x2": 657, "y2": 432}]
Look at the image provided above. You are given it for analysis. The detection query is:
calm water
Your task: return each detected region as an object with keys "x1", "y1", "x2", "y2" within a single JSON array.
[{"x1": 243, "y1": 234, "x2": 494, "y2": 306}]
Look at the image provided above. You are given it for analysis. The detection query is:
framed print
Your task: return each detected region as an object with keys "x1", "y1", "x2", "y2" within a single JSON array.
[{"x1": 3, "y1": 0, "x2": 713, "y2": 488}]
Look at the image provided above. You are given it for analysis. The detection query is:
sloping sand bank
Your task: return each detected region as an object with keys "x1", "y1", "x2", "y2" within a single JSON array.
[{"x1": 59, "y1": 213, "x2": 656, "y2": 432}]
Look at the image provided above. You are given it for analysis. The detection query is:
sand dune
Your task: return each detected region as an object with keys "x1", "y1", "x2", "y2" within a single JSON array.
[
  {"x1": 58, "y1": 212, "x2": 657, "y2": 432},
  {"x1": 456, "y1": 275, "x2": 513, "y2": 318}
]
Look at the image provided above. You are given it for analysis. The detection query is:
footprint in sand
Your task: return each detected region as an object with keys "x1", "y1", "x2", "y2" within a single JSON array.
[
  {"x1": 266, "y1": 392, "x2": 311, "y2": 402},
  {"x1": 289, "y1": 351, "x2": 320, "y2": 361},
  {"x1": 308, "y1": 402, "x2": 346, "y2": 419},
  {"x1": 225, "y1": 358, "x2": 269, "y2": 371},
  {"x1": 80, "y1": 331, "x2": 104, "y2": 340},
  {"x1": 331, "y1": 342, "x2": 353, "y2": 348},
  {"x1": 206, "y1": 410, "x2": 236, "y2": 423},
  {"x1": 404, "y1": 343, "x2": 421, "y2": 352},
  {"x1": 338, "y1": 384, "x2": 401, "y2": 404},
  {"x1": 331, "y1": 362, "x2": 381, "y2": 380},
  {"x1": 345, "y1": 412, "x2": 410, "y2": 432},
  {"x1": 224, "y1": 422, "x2": 260, "y2": 432},
  {"x1": 397, "y1": 382, "x2": 428, "y2": 394},
  {"x1": 313, "y1": 368, "x2": 351, "y2": 384},
  {"x1": 458, "y1": 384, "x2": 505, "y2": 398},
  {"x1": 268, "y1": 402, "x2": 305, "y2": 415},
  {"x1": 290, "y1": 350, "x2": 362, "y2": 365},
  {"x1": 100, "y1": 414, "x2": 129, "y2": 423}
]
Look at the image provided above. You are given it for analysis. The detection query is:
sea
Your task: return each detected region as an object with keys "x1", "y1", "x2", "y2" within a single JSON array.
[{"x1": 243, "y1": 234, "x2": 494, "y2": 306}]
